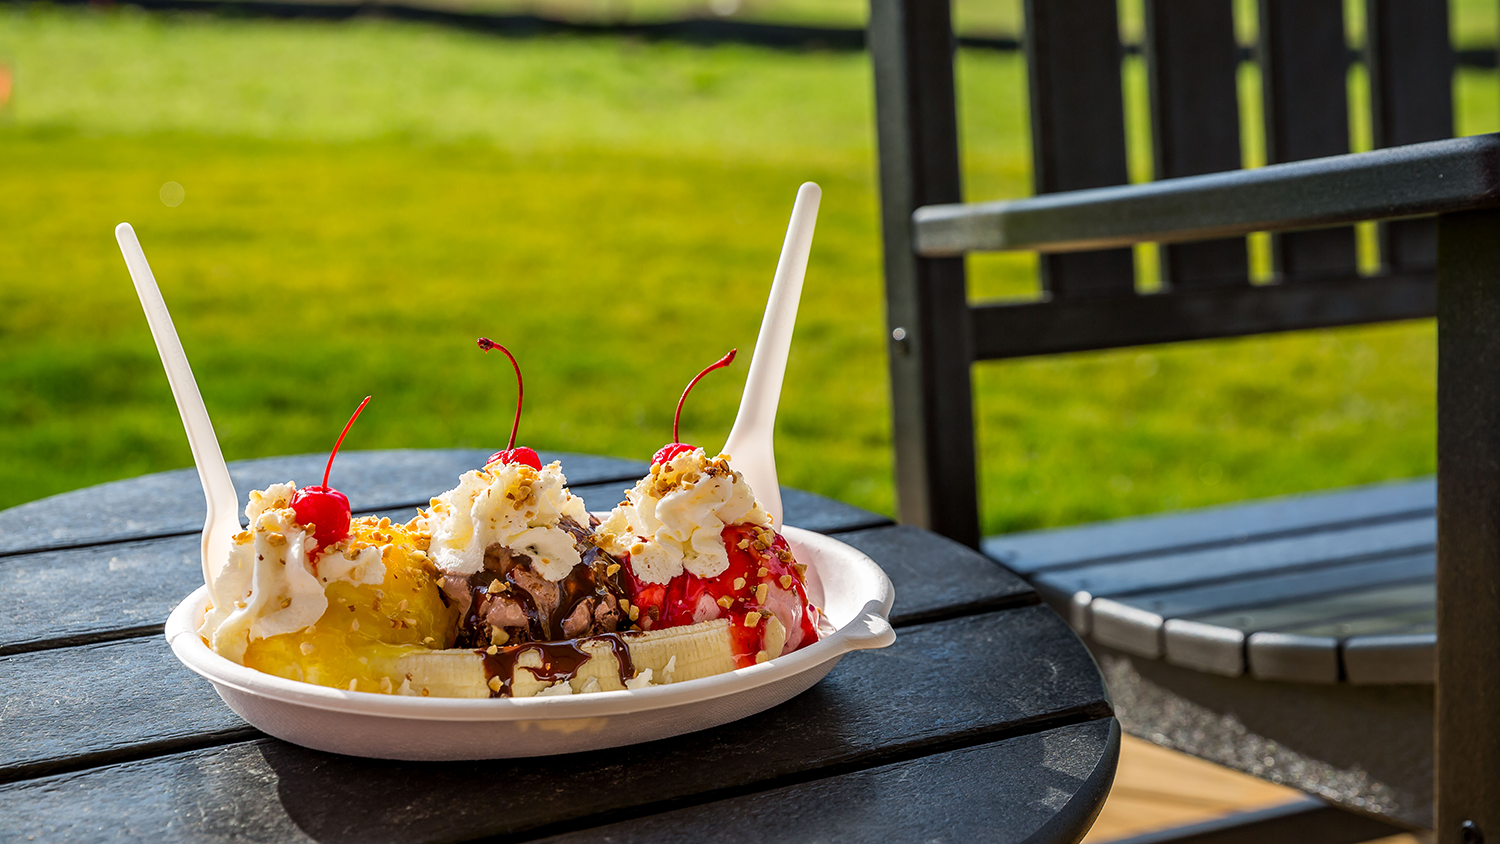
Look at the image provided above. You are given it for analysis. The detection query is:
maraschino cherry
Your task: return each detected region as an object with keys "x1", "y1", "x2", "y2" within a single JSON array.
[
  {"x1": 652, "y1": 349, "x2": 737, "y2": 466},
  {"x1": 478, "y1": 337, "x2": 543, "y2": 470},
  {"x1": 290, "y1": 396, "x2": 371, "y2": 556}
]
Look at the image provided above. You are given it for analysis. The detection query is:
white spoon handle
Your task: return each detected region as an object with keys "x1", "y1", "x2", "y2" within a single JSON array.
[
  {"x1": 116, "y1": 223, "x2": 239, "y2": 590},
  {"x1": 723, "y1": 182, "x2": 821, "y2": 528}
]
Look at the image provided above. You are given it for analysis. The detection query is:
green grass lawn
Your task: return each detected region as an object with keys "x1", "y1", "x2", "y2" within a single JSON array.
[{"x1": 0, "y1": 5, "x2": 1492, "y2": 533}]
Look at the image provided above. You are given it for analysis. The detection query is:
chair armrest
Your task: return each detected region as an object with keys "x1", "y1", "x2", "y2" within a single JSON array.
[{"x1": 913, "y1": 134, "x2": 1500, "y2": 257}]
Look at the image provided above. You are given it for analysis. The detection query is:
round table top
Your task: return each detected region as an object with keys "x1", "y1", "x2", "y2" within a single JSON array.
[{"x1": 0, "y1": 449, "x2": 1118, "y2": 843}]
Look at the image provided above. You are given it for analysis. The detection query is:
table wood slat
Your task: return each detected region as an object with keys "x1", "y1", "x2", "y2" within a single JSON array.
[
  {"x1": 0, "y1": 609, "x2": 1112, "y2": 843},
  {"x1": 984, "y1": 478, "x2": 1433, "y2": 575},
  {"x1": 0, "y1": 486, "x2": 892, "y2": 658},
  {"x1": 834, "y1": 524, "x2": 1035, "y2": 622},
  {"x1": 0, "y1": 638, "x2": 255, "y2": 784},
  {"x1": 537, "y1": 719, "x2": 1120, "y2": 844},
  {"x1": 0, "y1": 451, "x2": 647, "y2": 557}
]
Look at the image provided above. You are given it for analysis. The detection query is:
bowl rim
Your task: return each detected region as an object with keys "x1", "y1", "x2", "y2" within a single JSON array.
[{"x1": 166, "y1": 525, "x2": 896, "y2": 722}]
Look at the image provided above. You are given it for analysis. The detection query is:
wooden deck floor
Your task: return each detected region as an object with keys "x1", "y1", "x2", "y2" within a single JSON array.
[{"x1": 1082, "y1": 735, "x2": 1423, "y2": 843}]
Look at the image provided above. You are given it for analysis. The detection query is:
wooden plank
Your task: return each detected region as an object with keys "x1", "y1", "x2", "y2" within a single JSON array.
[
  {"x1": 1144, "y1": 0, "x2": 1248, "y2": 289},
  {"x1": 1108, "y1": 551, "x2": 1432, "y2": 622},
  {"x1": 912, "y1": 134, "x2": 1500, "y2": 257},
  {"x1": 0, "y1": 491, "x2": 890, "y2": 658},
  {"x1": 869, "y1": 0, "x2": 981, "y2": 548},
  {"x1": 984, "y1": 478, "x2": 1433, "y2": 575},
  {"x1": 1258, "y1": 0, "x2": 1357, "y2": 279},
  {"x1": 0, "y1": 608, "x2": 1113, "y2": 841},
  {"x1": 1162, "y1": 618, "x2": 1246, "y2": 677},
  {"x1": 967, "y1": 272, "x2": 1434, "y2": 359},
  {"x1": 1030, "y1": 515, "x2": 1434, "y2": 600},
  {"x1": 1343, "y1": 633, "x2": 1435, "y2": 685},
  {"x1": 0, "y1": 450, "x2": 646, "y2": 557},
  {"x1": 1278, "y1": 608, "x2": 1433, "y2": 639},
  {"x1": 1091, "y1": 598, "x2": 1168, "y2": 658},
  {"x1": 1182, "y1": 582, "x2": 1435, "y2": 633},
  {"x1": 834, "y1": 524, "x2": 1036, "y2": 624},
  {"x1": 1366, "y1": 0, "x2": 1453, "y2": 272},
  {"x1": 1025, "y1": 0, "x2": 1135, "y2": 300},
  {"x1": 0, "y1": 638, "x2": 254, "y2": 783},
  {"x1": 1246, "y1": 632, "x2": 1338, "y2": 682},
  {"x1": 537, "y1": 720, "x2": 1119, "y2": 844},
  {"x1": 1157, "y1": 586, "x2": 1435, "y2": 682}
]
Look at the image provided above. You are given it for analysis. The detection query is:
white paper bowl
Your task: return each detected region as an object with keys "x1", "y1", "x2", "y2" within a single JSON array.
[{"x1": 166, "y1": 525, "x2": 896, "y2": 760}]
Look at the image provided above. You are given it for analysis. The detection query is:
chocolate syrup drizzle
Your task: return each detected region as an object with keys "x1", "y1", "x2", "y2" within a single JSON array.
[
  {"x1": 480, "y1": 632, "x2": 637, "y2": 698},
  {"x1": 454, "y1": 515, "x2": 631, "y2": 649},
  {"x1": 452, "y1": 515, "x2": 640, "y2": 696}
]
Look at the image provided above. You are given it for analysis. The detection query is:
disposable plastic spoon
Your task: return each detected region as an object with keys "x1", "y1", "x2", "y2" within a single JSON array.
[
  {"x1": 115, "y1": 223, "x2": 239, "y2": 591},
  {"x1": 722, "y1": 182, "x2": 821, "y2": 528}
]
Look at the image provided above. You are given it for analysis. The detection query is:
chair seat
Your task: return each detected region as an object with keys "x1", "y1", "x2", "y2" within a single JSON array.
[{"x1": 984, "y1": 478, "x2": 1436, "y2": 685}]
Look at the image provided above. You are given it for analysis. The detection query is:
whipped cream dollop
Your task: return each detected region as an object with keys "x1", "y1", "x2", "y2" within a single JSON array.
[
  {"x1": 200, "y1": 483, "x2": 384, "y2": 662},
  {"x1": 420, "y1": 460, "x2": 589, "y2": 582},
  {"x1": 595, "y1": 448, "x2": 771, "y2": 584}
]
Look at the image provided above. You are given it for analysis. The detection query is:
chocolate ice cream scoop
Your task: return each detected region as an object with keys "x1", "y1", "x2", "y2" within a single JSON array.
[{"x1": 448, "y1": 514, "x2": 632, "y2": 649}]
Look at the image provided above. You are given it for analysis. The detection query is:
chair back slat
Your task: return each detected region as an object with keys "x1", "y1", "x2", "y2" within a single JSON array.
[
  {"x1": 869, "y1": 0, "x2": 1460, "y2": 548},
  {"x1": 1024, "y1": 0, "x2": 1135, "y2": 299},
  {"x1": 1368, "y1": 0, "x2": 1455, "y2": 271},
  {"x1": 1259, "y1": 0, "x2": 1358, "y2": 279},
  {"x1": 1144, "y1": 0, "x2": 1248, "y2": 289},
  {"x1": 868, "y1": 0, "x2": 980, "y2": 546}
]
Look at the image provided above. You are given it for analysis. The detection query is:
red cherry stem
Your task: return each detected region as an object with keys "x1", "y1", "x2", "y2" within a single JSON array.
[
  {"x1": 323, "y1": 396, "x2": 371, "y2": 488},
  {"x1": 477, "y1": 338, "x2": 523, "y2": 451},
  {"x1": 673, "y1": 349, "x2": 737, "y2": 444}
]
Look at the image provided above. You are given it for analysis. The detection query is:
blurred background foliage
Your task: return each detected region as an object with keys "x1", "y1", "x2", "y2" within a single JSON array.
[{"x1": 0, "y1": 0, "x2": 1495, "y2": 533}]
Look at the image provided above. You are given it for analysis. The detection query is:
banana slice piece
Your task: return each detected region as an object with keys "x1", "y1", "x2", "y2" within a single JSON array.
[{"x1": 371, "y1": 616, "x2": 780, "y2": 698}]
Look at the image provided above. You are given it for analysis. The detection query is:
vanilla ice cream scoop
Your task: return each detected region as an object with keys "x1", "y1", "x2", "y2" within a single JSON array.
[{"x1": 420, "y1": 459, "x2": 589, "y2": 582}]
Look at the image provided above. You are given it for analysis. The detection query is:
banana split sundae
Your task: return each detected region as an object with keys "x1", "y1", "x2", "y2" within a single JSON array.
[{"x1": 197, "y1": 345, "x2": 823, "y2": 698}]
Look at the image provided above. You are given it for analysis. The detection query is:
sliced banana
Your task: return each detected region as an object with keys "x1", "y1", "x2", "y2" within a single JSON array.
[{"x1": 369, "y1": 617, "x2": 782, "y2": 698}]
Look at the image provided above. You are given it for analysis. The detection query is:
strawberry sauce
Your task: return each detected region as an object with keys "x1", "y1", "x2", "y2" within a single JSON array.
[{"x1": 621, "y1": 524, "x2": 820, "y2": 667}]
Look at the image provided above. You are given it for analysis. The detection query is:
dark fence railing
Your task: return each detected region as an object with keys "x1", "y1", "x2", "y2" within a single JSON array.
[{"x1": 8, "y1": 0, "x2": 1498, "y2": 66}]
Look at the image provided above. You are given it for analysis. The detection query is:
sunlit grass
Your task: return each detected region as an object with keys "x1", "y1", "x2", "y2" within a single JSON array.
[{"x1": 0, "y1": 5, "x2": 1489, "y2": 535}]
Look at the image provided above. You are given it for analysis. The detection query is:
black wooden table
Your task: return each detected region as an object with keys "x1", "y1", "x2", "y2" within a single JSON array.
[{"x1": 0, "y1": 449, "x2": 1118, "y2": 843}]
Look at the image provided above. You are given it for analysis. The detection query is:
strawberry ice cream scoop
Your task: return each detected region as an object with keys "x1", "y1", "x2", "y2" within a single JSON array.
[{"x1": 595, "y1": 448, "x2": 822, "y2": 666}]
